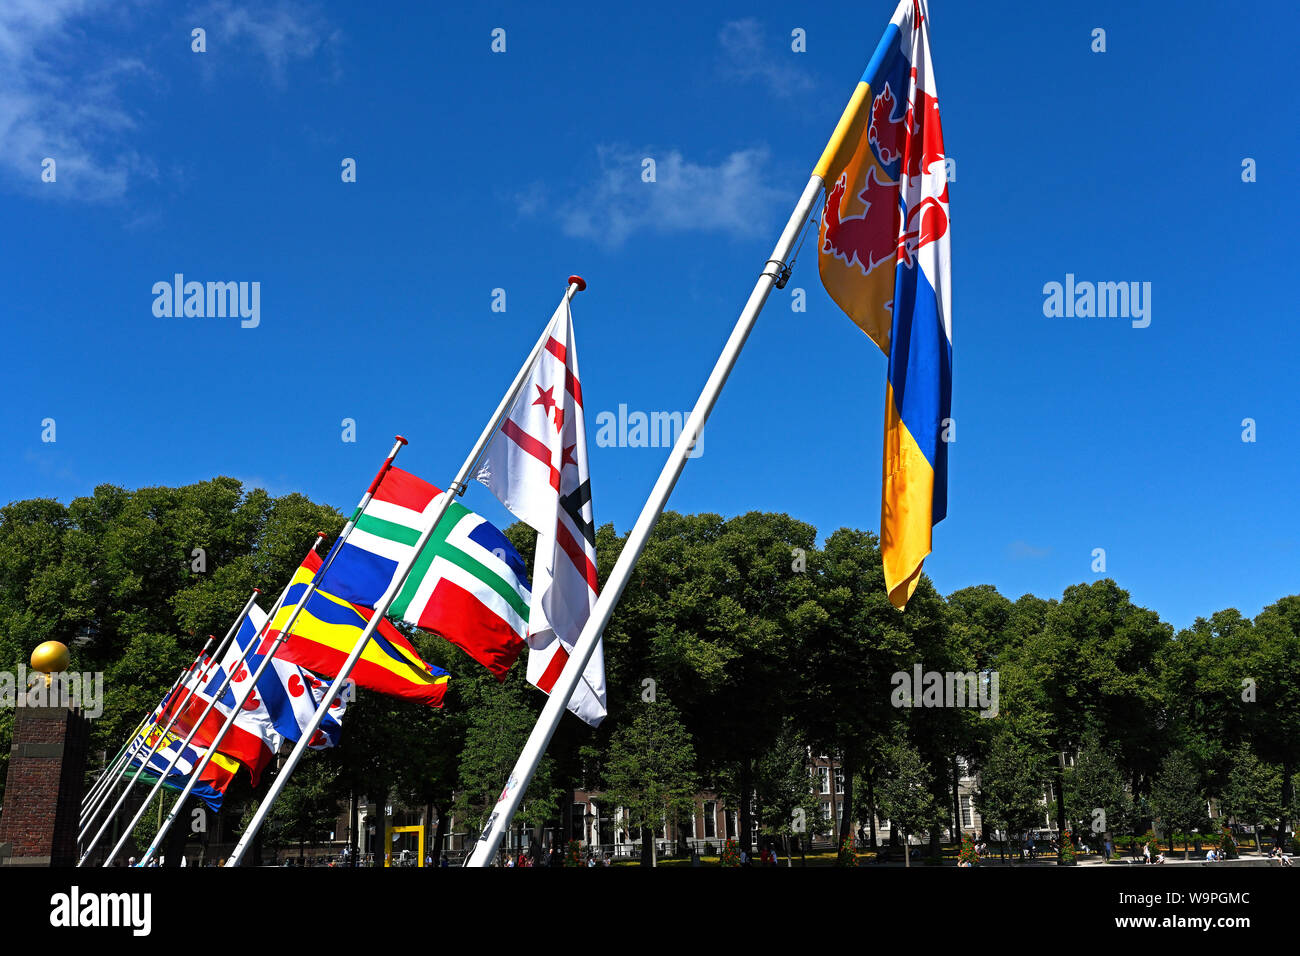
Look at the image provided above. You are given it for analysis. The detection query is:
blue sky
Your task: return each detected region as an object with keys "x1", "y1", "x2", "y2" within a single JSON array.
[{"x1": 2, "y1": 0, "x2": 1296, "y2": 631}]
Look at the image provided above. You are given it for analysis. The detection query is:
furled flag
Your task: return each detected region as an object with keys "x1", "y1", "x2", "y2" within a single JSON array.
[
  {"x1": 475, "y1": 295, "x2": 607, "y2": 726},
  {"x1": 165, "y1": 604, "x2": 349, "y2": 784},
  {"x1": 317, "y1": 466, "x2": 533, "y2": 679},
  {"x1": 815, "y1": 0, "x2": 951, "y2": 609},
  {"x1": 262, "y1": 549, "x2": 450, "y2": 707},
  {"x1": 124, "y1": 710, "x2": 241, "y2": 812}
]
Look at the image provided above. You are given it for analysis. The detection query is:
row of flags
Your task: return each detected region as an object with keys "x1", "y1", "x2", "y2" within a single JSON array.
[
  {"x1": 106, "y1": 294, "x2": 607, "y2": 823},
  {"x1": 90, "y1": 0, "x2": 949, "y2": 864}
]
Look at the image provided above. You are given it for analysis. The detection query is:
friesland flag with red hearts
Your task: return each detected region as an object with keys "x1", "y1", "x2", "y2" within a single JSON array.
[
  {"x1": 476, "y1": 296, "x2": 607, "y2": 726},
  {"x1": 166, "y1": 603, "x2": 349, "y2": 784}
]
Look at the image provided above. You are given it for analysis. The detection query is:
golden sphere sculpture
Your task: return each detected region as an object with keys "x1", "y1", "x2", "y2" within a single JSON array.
[{"x1": 31, "y1": 640, "x2": 71, "y2": 674}]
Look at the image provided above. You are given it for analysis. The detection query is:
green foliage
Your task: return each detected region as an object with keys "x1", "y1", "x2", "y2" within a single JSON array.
[
  {"x1": 453, "y1": 670, "x2": 560, "y2": 836},
  {"x1": 1150, "y1": 751, "x2": 1206, "y2": 857},
  {"x1": 602, "y1": 696, "x2": 696, "y2": 844},
  {"x1": 3, "y1": 475, "x2": 1298, "y2": 865}
]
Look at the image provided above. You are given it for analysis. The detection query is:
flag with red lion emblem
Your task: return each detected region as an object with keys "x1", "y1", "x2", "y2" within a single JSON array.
[{"x1": 815, "y1": 0, "x2": 950, "y2": 610}]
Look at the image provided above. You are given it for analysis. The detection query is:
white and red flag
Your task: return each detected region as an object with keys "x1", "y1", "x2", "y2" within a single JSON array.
[{"x1": 476, "y1": 297, "x2": 606, "y2": 726}]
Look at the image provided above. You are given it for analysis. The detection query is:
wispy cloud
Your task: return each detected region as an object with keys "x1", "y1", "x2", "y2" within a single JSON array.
[
  {"x1": 197, "y1": 0, "x2": 341, "y2": 88},
  {"x1": 1007, "y1": 540, "x2": 1052, "y2": 561},
  {"x1": 0, "y1": 0, "x2": 157, "y2": 201},
  {"x1": 0, "y1": 1, "x2": 338, "y2": 202},
  {"x1": 552, "y1": 145, "x2": 786, "y2": 248},
  {"x1": 717, "y1": 18, "x2": 815, "y2": 98}
]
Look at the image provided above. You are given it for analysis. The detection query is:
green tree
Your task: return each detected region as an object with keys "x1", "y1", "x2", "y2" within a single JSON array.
[
  {"x1": 752, "y1": 722, "x2": 820, "y2": 866},
  {"x1": 974, "y1": 706, "x2": 1051, "y2": 863},
  {"x1": 875, "y1": 739, "x2": 945, "y2": 867},
  {"x1": 1064, "y1": 730, "x2": 1136, "y2": 843},
  {"x1": 603, "y1": 696, "x2": 697, "y2": 867},
  {"x1": 1150, "y1": 751, "x2": 1205, "y2": 859},
  {"x1": 1221, "y1": 744, "x2": 1281, "y2": 853},
  {"x1": 453, "y1": 671, "x2": 560, "y2": 861}
]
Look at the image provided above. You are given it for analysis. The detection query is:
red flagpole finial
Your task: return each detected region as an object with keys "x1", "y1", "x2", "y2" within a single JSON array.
[
  {"x1": 394, "y1": 435, "x2": 408, "y2": 445},
  {"x1": 567, "y1": 275, "x2": 587, "y2": 292},
  {"x1": 316, "y1": 531, "x2": 328, "y2": 538}
]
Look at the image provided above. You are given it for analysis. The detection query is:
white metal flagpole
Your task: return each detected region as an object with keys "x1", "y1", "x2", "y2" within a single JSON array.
[
  {"x1": 225, "y1": 277, "x2": 587, "y2": 867},
  {"x1": 78, "y1": 635, "x2": 223, "y2": 846},
  {"x1": 80, "y1": 669, "x2": 188, "y2": 820},
  {"x1": 148, "y1": 433, "x2": 411, "y2": 866},
  {"x1": 78, "y1": 594, "x2": 259, "y2": 866},
  {"x1": 78, "y1": 669, "x2": 190, "y2": 836},
  {"x1": 130, "y1": 523, "x2": 350, "y2": 866},
  {"x1": 465, "y1": 177, "x2": 825, "y2": 866},
  {"x1": 83, "y1": 707, "x2": 158, "y2": 811}
]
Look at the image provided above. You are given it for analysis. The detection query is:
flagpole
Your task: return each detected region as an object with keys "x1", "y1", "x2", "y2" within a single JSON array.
[
  {"x1": 146, "y1": 434, "x2": 410, "y2": 867},
  {"x1": 78, "y1": 669, "x2": 191, "y2": 839},
  {"x1": 83, "y1": 710, "x2": 155, "y2": 811},
  {"x1": 225, "y1": 278, "x2": 586, "y2": 867},
  {"x1": 131, "y1": 532, "x2": 335, "y2": 866},
  {"x1": 81, "y1": 687, "x2": 178, "y2": 820},
  {"x1": 78, "y1": 596, "x2": 259, "y2": 866},
  {"x1": 101, "y1": 571, "x2": 307, "y2": 867},
  {"x1": 77, "y1": 635, "x2": 221, "y2": 845},
  {"x1": 466, "y1": 177, "x2": 825, "y2": 866}
]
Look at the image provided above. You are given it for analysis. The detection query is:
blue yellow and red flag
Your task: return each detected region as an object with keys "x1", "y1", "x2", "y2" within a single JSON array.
[
  {"x1": 262, "y1": 549, "x2": 450, "y2": 707},
  {"x1": 815, "y1": 0, "x2": 951, "y2": 609}
]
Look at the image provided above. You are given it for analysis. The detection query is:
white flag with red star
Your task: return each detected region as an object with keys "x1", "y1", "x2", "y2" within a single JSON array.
[{"x1": 476, "y1": 297, "x2": 606, "y2": 726}]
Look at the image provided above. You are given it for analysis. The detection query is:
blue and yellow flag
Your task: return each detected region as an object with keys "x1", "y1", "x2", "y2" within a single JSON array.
[{"x1": 815, "y1": 0, "x2": 951, "y2": 609}]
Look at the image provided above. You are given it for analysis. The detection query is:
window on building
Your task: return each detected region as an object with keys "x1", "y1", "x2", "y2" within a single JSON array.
[
  {"x1": 570, "y1": 804, "x2": 585, "y2": 841},
  {"x1": 834, "y1": 768, "x2": 845, "y2": 795},
  {"x1": 725, "y1": 811, "x2": 737, "y2": 839},
  {"x1": 822, "y1": 801, "x2": 832, "y2": 821},
  {"x1": 961, "y1": 795, "x2": 973, "y2": 828},
  {"x1": 703, "y1": 801, "x2": 717, "y2": 839},
  {"x1": 819, "y1": 766, "x2": 831, "y2": 795},
  {"x1": 681, "y1": 811, "x2": 696, "y2": 839}
]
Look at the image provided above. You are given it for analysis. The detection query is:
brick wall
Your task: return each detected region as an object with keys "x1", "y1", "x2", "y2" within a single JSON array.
[{"x1": 0, "y1": 706, "x2": 90, "y2": 866}]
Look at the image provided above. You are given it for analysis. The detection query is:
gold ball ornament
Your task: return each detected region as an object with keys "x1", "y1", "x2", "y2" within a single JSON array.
[{"x1": 31, "y1": 640, "x2": 70, "y2": 674}]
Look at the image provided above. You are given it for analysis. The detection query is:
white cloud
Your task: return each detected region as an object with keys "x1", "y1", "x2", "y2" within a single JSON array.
[
  {"x1": 197, "y1": 0, "x2": 340, "y2": 88},
  {"x1": 0, "y1": 1, "x2": 337, "y2": 202},
  {"x1": 0, "y1": 0, "x2": 156, "y2": 201},
  {"x1": 718, "y1": 18, "x2": 815, "y2": 98},
  {"x1": 556, "y1": 146, "x2": 786, "y2": 248}
]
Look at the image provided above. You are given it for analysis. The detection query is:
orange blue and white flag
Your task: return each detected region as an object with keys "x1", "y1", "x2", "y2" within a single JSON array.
[{"x1": 815, "y1": 0, "x2": 950, "y2": 609}]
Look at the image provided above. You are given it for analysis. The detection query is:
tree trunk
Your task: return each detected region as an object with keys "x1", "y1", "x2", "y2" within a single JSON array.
[
  {"x1": 738, "y1": 755, "x2": 754, "y2": 859},
  {"x1": 1054, "y1": 752, "x2": 1067, "y2": 861},
  {"x1": 432, "y1": 802, "x2": 447, "y2": 864},
  {"x1": 641, "y1": 825, "x2": 653, "y2": 867},
  {"x1": 903, "y1": 832, "x2": 911, "y2": 868},
  {"x1": 1282, "y1": 759, "x2": 1295, "y2": 845},
  {"x1": 348, "y1": 791, "x2": 359, "y2": 868},
  {"x1": 866, "y1": 773, "x2": 878, "y2": 849},
  {"x1": 838, "y1": 751, "x2": 855, "y2": 845},
  {"x1": 951, "y1": 756, "x2": 962, "y2": 843}
]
